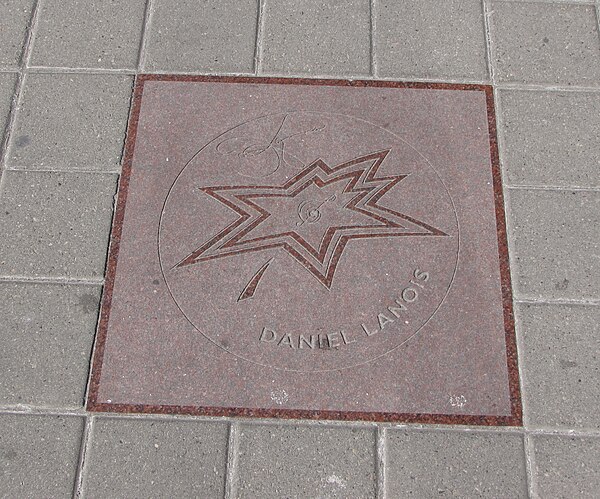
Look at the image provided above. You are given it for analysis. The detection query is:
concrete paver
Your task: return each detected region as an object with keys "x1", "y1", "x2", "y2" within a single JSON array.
[
  {"x1": 499, "y1": 90, "x2": 600, "y2": 188},
  {"x1": 376, "y1": 0, "x2": 488, "y2": 81},
  {"x1": 82, "y1": 417, "x2": 229, "y2": 497},
  {"x1": 0, "y1": 282, "x2": 100, "y2": 408},
  {"x1": 517, "y1": 303, "x2": 600, "y2": 429},
  {"x1": 533, "y1": 434, "x2": 600, "y2": 499},
  {"x1": 143, "y1": 0, "x2": 258, "y2": 73},
  {"x1": 490, "y1": 2, "x2": 600, "y2": 85},
  {"x1": 385, "y1": 429, "x2": 528, "y2": 497},
  {"x1": 0, "y1": 171, "x2": 117, "y2": 278},
  {"x1": 29, "y1": 0, "x2": 147, "y2": 70},
  {"x1": 261, "y1": 0, "x2": 370, "y2": 76},
  {"x1": 0, "y1": 0, "x2": 34, "y2": 68},
  {"x1": 7, "y1": 73, "x2": 133, "y2": 171},
  {"x1": 0, "y1": 414, "x2": 83, "y2": 497},
  {"x1": 236, "y1": 424, "x2": 377, "y2": 498},
  {"x1": 507, "y1": 189, "x2": 600, "y2": 301}
]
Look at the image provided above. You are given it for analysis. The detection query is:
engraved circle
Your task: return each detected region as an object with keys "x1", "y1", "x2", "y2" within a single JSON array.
[{"x1": 158, "y1": 111, "x2": 460, "y2": 372}]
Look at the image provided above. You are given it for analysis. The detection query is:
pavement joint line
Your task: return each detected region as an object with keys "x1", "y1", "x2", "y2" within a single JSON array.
[
  {"x1": 506, "y1": 184, "x2": 600, "y2": 192},
  {"x1": 0, "y1": 276, "x2": 105, "y2": 285},
  {"x1": 136, "y1": 0, "x2": 153, "y2": 73},
  {"x1": 496, "y1": 82, "x2": 600, "y2": 92},
  {"x1": 25, "y1": 66, "x2": 137, "y2": 74},
  {"x1": 73, "y1": 416, "x2": 94, "y2": 499},
  {"x1": 375, "y1": 426, "x2": 386, "y2": 499},
  {"x1": 482, "y1": 0, "x2": 497, "y2": 84},
  {"x1": 4, "y1": 166, "x2": 122, "y2": 174},
  {"x1": 4, "y1": 406, "x2": 600, "y2": 436},
  {"x1": 512, "y1": 300, "x2": 531, "y2": 429},
  {"x1": 524, "y1": 433, "x2": 538, "y2": 499},
  {"x1": 515, "y1": 297, "x2": 600, "y2": 306},
  {"x1": 224, "y1": 422, "x2": 241, "y2": 499},
  {"x1": 369, "y1": 0, "x2": 377, "y2": 78},
  {"x1": 253, "y1": 0, "x2": 266, "y2": 76}
]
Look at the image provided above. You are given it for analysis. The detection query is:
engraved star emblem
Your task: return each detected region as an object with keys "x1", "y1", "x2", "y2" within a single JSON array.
[{"x1": 175, "y1": 150, "x2": 447, "y2": 297}]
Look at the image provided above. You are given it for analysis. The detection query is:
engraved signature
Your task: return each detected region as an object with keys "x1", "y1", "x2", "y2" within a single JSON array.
[
  {"x1": 296, "y1": 194, "x2": 337, "y2": 227},
  {"x1": 215, "y1": 114, "x2": 325, "y2": 177}
]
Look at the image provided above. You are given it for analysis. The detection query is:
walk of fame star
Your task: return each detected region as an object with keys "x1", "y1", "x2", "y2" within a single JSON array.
[{"x1": 174, "y1": 150, "x2": 447, "y2": 296}]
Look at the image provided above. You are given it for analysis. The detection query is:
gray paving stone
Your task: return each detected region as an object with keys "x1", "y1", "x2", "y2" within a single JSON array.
[
  {"x1": 236, "y1": 424, "x2": 377, "y2": 498},
  {"x1": 0, "y1": 282, "x2": 100, "y2": 408},
  {"x1": 507, "y1": 189, "x2": 600, "y2": 300},
  {"x1": 0, "y1": 0, "x2": 34, "y2": 68},
  {"x1": 143, "y1": 0, "x2": 257, "y2": 73},
  {"x1": 0, "y1": 414, "x2": 83, "y2": 497},
  {"x1": 386, "y1": 429, "x2": 528, "y2": 497},
  {"x1": 533, "y1": 434, "x2": 600, "y2": 499},
  {"x1": 7, "y1": 73, "x2": 132, "y2": 171},
  {"x1": 376, "y1": 0, "x2": 488, "y2": 81},
  {"x1": 0, "y1": 171, "x2": 117, "y2": 278},
  {"x1": 0, "y1": 72, "x2": 16, "y2": 140},
  {"x1": 516, "y1": 303, "x2": 600, "y2": 429},
  {"x1": 490, "y1": 2, "x2": 600, "y2": 85},
  {"x1": 499, "y1": 90, "x2": 600, "y2": 188},
  {"x1": 29, "y1": 0, "x2": 146, "y2": 69},
  {"x1": 82, "y1": 417, "x2": 228, "y2": 498},
  {"x1": 261, "y1": 0, "x2": 370, "y2": 77}
]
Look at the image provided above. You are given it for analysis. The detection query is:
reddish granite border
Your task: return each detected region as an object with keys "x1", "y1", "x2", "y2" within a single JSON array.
[{"x1": 87, "y1": 75, "x2": 522, "y2": 427}]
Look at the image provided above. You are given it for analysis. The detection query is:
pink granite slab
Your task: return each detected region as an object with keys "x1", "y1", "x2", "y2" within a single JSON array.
[{"x1": 88, "y1": 76, "x2": 521, "y2": 425}]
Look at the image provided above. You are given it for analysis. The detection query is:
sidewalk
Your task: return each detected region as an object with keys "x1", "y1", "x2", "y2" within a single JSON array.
[{"x1": 1, "y1": 0, "x2": 599, "y2": 497}]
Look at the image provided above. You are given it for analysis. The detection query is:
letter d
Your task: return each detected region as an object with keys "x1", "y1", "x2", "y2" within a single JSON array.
[{"x1": 259, "y1": 328, "x2": 277, "y2": 342}]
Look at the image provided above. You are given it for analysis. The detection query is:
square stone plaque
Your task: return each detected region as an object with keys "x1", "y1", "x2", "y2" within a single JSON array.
[{"x1": 88, "y1": 76, "x2": 522, "y2": 425}]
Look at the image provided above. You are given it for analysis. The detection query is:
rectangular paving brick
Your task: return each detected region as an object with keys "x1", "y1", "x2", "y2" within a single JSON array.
[
  {"x1": 7, "y1": 73, "x2": 132, "y2": 171},
  {"x1": 376, "y1": 0, "x2": 488, "y2": 81},
  {"x1": 29, "y1": 0, "x2": 146, "y2": 69},
  {"x1": 533, "y1": 434, "x2": 600, "y2": 498},
  {"x1": 516, "y1": 303, "x2": 600, "y2": 429},
  {"x1": 386, "y1": 429, "x2": 528, "y2": 497},
  {"x1": 490, "y1": 2, "x2": 600, "y2": 86},
  {"x1": 0, "y1": 282, "x2": 100, "y2": 408},
  {"x1": 0, "y1": 414, "x2": 83, "y2": 497},
  {"x1": 143, "y1": 0, "x2": 258, "y2": 73},
  {"x1": 236, "y1": 424, "x2": 376, "y2": 498},
  {"x1": 507, "y1": 189, "x2": 600, "y2": 300},
  {"x1": 261, "y1": 0, "x2": 370, "y2": 77},
  {"x1": 498, "y1": 90, "x2": 600, "y2": 188},
  {"x1": 88, "y1": 76, "x2": 520, "y2": 425},
  {"x1": 0, "y1": 0, "x2": 34, "y2": 68},
  {"x1": 0, "y1": 171, "x2": 117, "y2": 278},
  {"x1": 82, "y1": 417, "x2": 228, "y2": 497}
]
